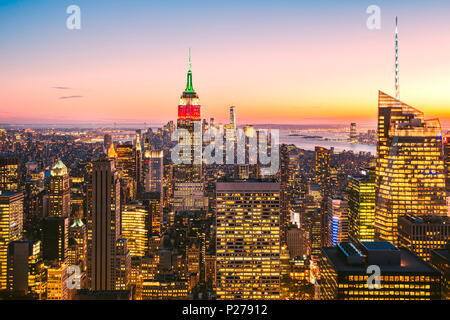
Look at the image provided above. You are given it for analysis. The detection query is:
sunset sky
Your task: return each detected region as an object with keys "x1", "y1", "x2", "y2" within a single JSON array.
[{"x1": 1, "y1": 0, "x2": 450, "y2": 126}]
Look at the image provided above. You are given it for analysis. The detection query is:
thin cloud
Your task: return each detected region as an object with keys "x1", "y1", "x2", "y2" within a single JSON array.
[
  {"x1": 53, "y1": 86, "x2": 72, "y2": 90},
  {"x1": 59, "y1": 95, "x2": 83, "y2": 100}
]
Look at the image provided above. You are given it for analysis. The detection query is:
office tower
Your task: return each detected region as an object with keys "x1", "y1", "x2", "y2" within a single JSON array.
[
  {"x1": 117, "y1": 143, "x2": 137, "y2": 201},
  {"x1": 209, "y1": 118, "x2": 215, "y2": 129},
  {"x1": 48, "y1": 160, "x2": 70, "y2": 217},
  {"x1": 327, "y1": 196, "x2": 349, "y2": 246},
  {"x1": 301, "y1": 197, "x2": 322, "y2": 261},
  {"x1": 280, "y1": 145, "x2": 292, "y2": 244},
  {"x1": 7, "y1": 240, "x2": 45, "y2": 299},
  {"x1": 46, "y1": 262, "x2": 69, "y2": 300},
  {"x1": 0, "y1": 158, "x2": 20, "y2": 192},
  {"x1": 174, "y1": 50, "x2": 202, "y2": 182},
  {"x1": 320, "y1": 241, "x2": 441, "y2": 300},
  {"x1": 144, "y1": 150, "x2": 163, "y2": 193},
  {"x1": 114, "y1": 238, "x2": 131, "y2": 291},
  {"x1": 135, "y1": 130, "x2": 143, "y2": 192},
  {"x1": 349, "y1": 123, "x2": 357, "y2": 142},
  {"x1": 0, "y1": 191, "x2": 23, "y2": 290},
  {"x1": 216, "y1": 181, "x2": 281, "y2": 300},
  {"x1": 104, "y1": 134, "x2": 112, "y2": 151},
  {"x1": 375, "y1": 91, "x2": 447, "y2": 245},
  {"x1": 173, "y1": 182, "x2": 206, "y2": 211},
  {"x1": 444, "y1": 135, "x2": 450, "y2": 192},
  {"x1": 286, "y1": 225, "x2": 306, "y2": 259},
  {"x1": 430, "y1": 242, "x2": 450, "y2": 300},
  {"x1": 398, "y1": 215, "x2": 450, "y2": 262},
  {"x1": 90, "y1": 157, "x2": 121, "y2": 291},
  {"x1": 230, "y1": 106, "x2": 236, "y2": 130},
  {"x1": 121, "y1": 201, "x2": 150, "y2": 257},
  {"x1": 315, "y1": 147, "x2": 332, "y2": 197},
  {"x1": 42, "y1": 216, "x2": 69, "y2": 263},
  {"x1": 348, "y1": 168, "x2": 376, "y2": 242},
  {"x1": 68, "y1": 219, "x2": 87, "y2": 270}
]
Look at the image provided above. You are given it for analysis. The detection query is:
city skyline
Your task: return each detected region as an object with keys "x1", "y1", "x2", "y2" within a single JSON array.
[{"x1": 1, "y1": 1, "x2": 450, "y2": 126}]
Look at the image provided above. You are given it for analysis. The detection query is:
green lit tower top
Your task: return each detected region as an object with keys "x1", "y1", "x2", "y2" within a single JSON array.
[{"x1": 184, "y1": 48, "x2": 195, "y2": 94}]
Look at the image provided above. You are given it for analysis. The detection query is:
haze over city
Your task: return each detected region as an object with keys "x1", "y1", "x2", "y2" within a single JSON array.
[{"x1": 1, "y1": 0, "x2": 450, "y2": 126}]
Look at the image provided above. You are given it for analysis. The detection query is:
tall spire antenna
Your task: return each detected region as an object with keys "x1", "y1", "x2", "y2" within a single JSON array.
[
  {"x1": 395, "y1": 16, "x2": 400, "y2": 100},
  {"x1": 189, "y1": 48, "x2": 191, "y2": 71}
]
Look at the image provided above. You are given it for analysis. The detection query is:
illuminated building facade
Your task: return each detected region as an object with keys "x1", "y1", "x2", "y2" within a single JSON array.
[
  {"x1": 216, "y1": 181, "x2": 281, "y2": 300},
  {"x1": 398, "y1": 214, "x2": 450, "y2": 262},
  {"x1": 430, "y1": 243, "x2": 450, "y2": 300},
  {"x1": 68, "y1": 219, "x2": 87, "y2": 270},
  {"x1": 7, "y1": 240, "x2": 45, "y2": 299},
  {"x1": 348, "y1": 168, "x2": 376, "y2": 242},
  {"x1": 48, "y1": 160, "x2": 70, "y2": 218},
  {"x1": 142, "y1": 278, "x2": 188, "y2": 300},
  {"x1": 122, "y1": 201, "x2": 150, "y2": 257},
  {"x1": 320, "y1": 241, "x2": 441, "y2": 300},
  {"x1": 0, "y1": 191, "x2": 23, "y2": 290},
  {"x1": 315, "y1": 147, "x2": 332, "y2": 197},
  {"x1": 0, "y1": 158, "x2": 20, "y2": 192},
  {"x1": 174, "y1": 51, "x2": 202, "y2": 183},
  {"x1": 144, "y1": 150, "x2": 163, "y2": 193},
  {"x1": 117, "y1": 143, "x2": 137, "y2": 201},
  {"x1": 114, "y1": 238, "x2": 131, "y2": 291},
  {"x1": 327, "y1": 196, "x2": 349, "y2": 246},
  {"x1": 46, "y1": 262, "x2": 69, "y2": 300},
  {"x1": 375, "y1": 91, "x2": 447, "y2": 245}
]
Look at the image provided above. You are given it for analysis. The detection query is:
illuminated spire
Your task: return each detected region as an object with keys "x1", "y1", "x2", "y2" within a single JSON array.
[
  {"x1": 185, "y1": 48, "x2": 195, "y2": 94},
  {"x1": 395, "y1": 16, "x2": 400, "y2": 100},
  {"x1": 107, "y1": 142, "x2": 117, "y2": 158}
]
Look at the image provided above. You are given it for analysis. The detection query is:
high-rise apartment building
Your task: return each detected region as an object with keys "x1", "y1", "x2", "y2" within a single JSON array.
[
  {"x1": 216, "y1": 181, "x2": 281, "y2": 299},
  {"x1": 375, "y1": 91, "x2": 447, "y2": 245},
  {"x1": 0, "y1": 191, "x2": 23, "y2": 290}
]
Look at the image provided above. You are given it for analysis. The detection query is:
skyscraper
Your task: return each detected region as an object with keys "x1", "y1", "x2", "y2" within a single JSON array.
[
  {"x1": 216, "y1": 181, "x2": 281, "y2": 299},
  {"x1": 144, "y1": 150, "x2": 163, "y2": 193},
  {"x1": 7, "y1": 240, "x2": 45, "y2": 299},
  {"x1": 117, "y1": 143, "x2": 137, "y2": 201},
  {"x1": 48, "y1": 160, "x2": 70, "y2": 218},
  {"x1": 327, "y1": 196, "x2": 349, "y2": 246},
  {"x1": 0, "y1": 158, "x2": 20, "y2": 192},
  {"x1": 174, "y1": 50, "x2": 202, "y2": 182},
  {"x1": 0, "y1": 191, "x2": 23, "y2": 290},
  {"x1": 230, "y1": 106, "x2": 236, "y2": 130},
  {"x1": 90, "y1": 157, "x2": 121, "y2": 291},
  {"x1": 315, "y1": 147, "x2": 332, "y2": 197},
  {"x1": 375, "y1": 91, "x2": 447, "y2": 244},
  {"x1": 42, "y1": 216, "x2": 69, "y2": 263},
  {"x1": 121, "y1": 201, "x2": 151, "y2": 257},
  {"x1": 348, "y1": 168, "x2": 376, "y2": 242}
]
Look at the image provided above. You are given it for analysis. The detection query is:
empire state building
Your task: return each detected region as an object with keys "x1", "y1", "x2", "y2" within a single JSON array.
[{"x1": 174, "y1": 51, "x2": 202, "y2": 182}]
